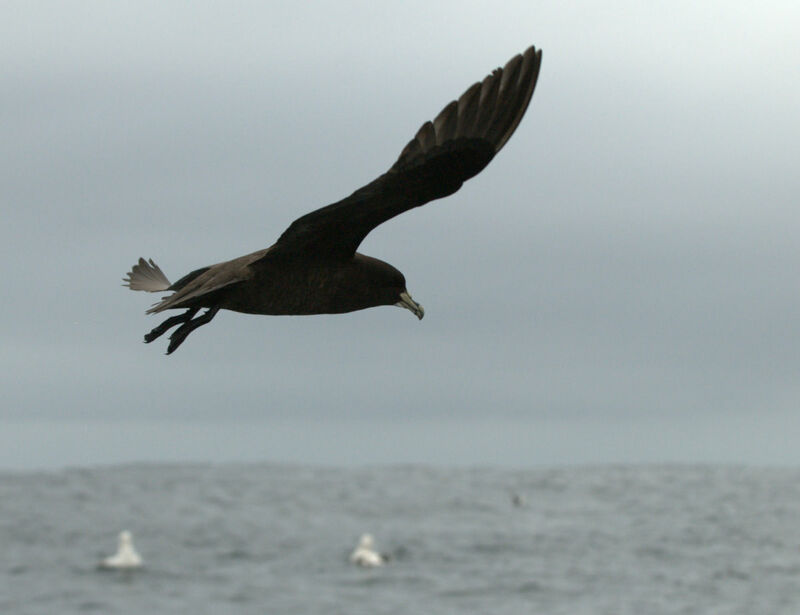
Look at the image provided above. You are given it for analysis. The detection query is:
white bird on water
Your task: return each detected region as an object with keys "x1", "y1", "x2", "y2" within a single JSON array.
[
  {"x1": 99, "y1": 530, "x2": 143, "y2": 570},
  {"x1": 349, "y1": 534, "x2": 388, "y2": 568}
]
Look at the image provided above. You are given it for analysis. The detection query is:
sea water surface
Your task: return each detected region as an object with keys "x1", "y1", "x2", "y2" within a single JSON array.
[{"x1": 2, "y1": 464, "x2": 800, "y2": 614}]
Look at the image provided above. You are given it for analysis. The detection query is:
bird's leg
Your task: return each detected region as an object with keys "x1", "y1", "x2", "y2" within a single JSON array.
[
  {"x1": 166, "y1": 306, "x2": 220, "y2": 355},
  {"x1": 144, "y1": 308, "x2": 199, "y2": 343}
]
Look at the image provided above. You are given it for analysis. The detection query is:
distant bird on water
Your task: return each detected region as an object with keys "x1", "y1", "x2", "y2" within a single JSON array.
[
  {"x1": 349, "y1": 533, "x2": 389, "y2": 568},
  {"x1": 98, "y1": 530, "x2": 143, "y2": 570},
  {"x1": 124, "y1": 46, "x2": 542, "y2": 354}
]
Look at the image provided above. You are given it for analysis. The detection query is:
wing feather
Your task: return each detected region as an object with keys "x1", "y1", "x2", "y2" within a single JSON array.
[
  {"x1": 433, "y1": 101, "x2": 459, "y2": 145},
  {"x1": 456, "y1": 82, "x2": 482, "y2": 136}
]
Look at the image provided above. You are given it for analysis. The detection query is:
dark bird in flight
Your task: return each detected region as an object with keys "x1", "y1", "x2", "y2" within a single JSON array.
[{"x1": 124, "y1": 46, "x2": 542, "y2": 354}]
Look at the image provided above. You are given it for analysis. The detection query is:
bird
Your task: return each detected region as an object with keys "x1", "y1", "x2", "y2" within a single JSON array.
[
  {"x1": 124, "y1": 45, "x2": 542, "y2": 354},
  {"x1": 98, "y1": 530, "x2": 143, "y2": 570},
  {"x1": 349, "y1": 533, "x2": 388, "y2": 568}
]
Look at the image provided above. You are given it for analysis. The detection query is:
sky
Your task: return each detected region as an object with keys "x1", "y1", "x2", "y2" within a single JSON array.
[{"x1": 2, "y1": 1, "x2": 799, "y2": 469}]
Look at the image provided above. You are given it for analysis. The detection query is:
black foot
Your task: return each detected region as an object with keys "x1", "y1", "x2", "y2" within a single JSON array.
[
  {"x1": 166, "y1": 307, "x2": 220, "y2": 355},
  {"x1": 144, "y1": 308, "x2": 199, "y2": 343}
]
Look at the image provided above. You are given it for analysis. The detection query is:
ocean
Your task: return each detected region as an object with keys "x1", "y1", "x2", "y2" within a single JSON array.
[{"x1": 1, "y1": 464, "x2": 799, "y2": 614}]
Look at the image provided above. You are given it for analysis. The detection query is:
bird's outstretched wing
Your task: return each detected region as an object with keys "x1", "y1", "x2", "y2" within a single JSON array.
[{"x1": 269, "y1": 45, "x2": 542, "y2": 260}]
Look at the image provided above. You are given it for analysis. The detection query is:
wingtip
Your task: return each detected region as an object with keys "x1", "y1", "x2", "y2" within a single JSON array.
[{"x1": 390, "y1": 44, "x2": 542, "y2": 172}]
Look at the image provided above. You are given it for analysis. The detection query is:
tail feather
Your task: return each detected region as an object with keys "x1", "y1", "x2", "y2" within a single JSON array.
[{"x1": 123, "y1": 258, "x2": 171, "y2": 292}]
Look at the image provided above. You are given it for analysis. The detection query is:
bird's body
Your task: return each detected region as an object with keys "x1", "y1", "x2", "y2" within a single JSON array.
[
  {"x1": 349, "y1": 534, "x2": 388, "y2": 568},
  {"x1": 98, "y1": 530, "x2": 143, "y2": 570},
  {"x1": 124, "y1": 46, "x2": 542, "y2": 353},
  {"x1": 156, "y1": 250, "x2": 408, "y2": 317}
]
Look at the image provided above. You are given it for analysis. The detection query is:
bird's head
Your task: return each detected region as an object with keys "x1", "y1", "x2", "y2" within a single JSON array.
[
  {"x1": 349, "y1": 255, "x2": 424, "y2": 319},
  {"x1": 380, "y1": 267, "x2": 424, "y2": 320}
]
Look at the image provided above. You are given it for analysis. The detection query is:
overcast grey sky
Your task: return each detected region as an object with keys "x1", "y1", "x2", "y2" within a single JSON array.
[{"x1": 2, "y1": 1, "x2": 798, "y2": 468}]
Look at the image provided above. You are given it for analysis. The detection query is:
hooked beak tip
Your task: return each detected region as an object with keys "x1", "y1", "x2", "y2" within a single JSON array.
[{"x1": 396, "y1": 291, "x2": 424, "y2": 320}]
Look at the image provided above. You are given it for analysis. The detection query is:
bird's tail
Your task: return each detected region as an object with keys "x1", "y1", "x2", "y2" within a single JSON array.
[{"x1": 123, "y1": 258, "x2": 171, "y2": 292}]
